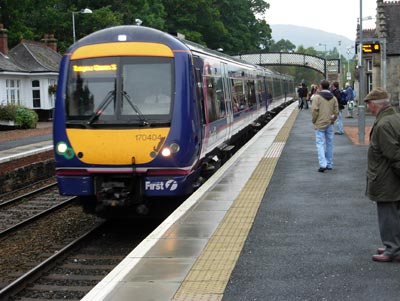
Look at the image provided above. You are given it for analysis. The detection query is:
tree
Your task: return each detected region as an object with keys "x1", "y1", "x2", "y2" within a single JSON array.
[
  {"x1": 0, "y1": 0, "x2": 276, "y2": 56},
  {"x1": 212, "y1": 0, "x2": 272, "y2": 55},
  {"x1": 269, "y1": 39, "x2": 296, "y2": 53},
  {"x1": 162, "y1": 0, "x2": 226, "y2": 46}
]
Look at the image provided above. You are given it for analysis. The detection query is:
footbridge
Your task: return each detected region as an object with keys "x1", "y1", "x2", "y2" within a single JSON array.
[{"x1": 234, "y1": 52, "x2": 340, "y2": 79}]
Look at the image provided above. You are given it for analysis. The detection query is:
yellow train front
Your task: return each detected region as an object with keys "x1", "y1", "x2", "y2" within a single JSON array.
[{"x1": 53, "y1": 25, "x2": 294, "y2": 216}]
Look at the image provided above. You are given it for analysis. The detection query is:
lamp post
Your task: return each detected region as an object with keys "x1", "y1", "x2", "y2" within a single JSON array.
[
  {"x1": 317, "y1": 43, "x2": 328, "y2": 78},
  {"x1": 338, "y1": 40, "x2": 342, "y2": 86},
  {"x1": 346, "y1": 46, "x2": 354, "y2": 82},
  {"x1": 72, "y1": 8, "x2": 92, "y2": 43},
  {"x1": 317, "y1": 42, "x2": 327, "y2": 54},
  {"x1": 358, "y1": 0, "x2": 365, "y2": 145}
]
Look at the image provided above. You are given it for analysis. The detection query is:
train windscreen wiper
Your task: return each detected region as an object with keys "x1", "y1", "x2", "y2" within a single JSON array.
[
  {"x1": 87, "y1": 90, "x2": 115, "y2": 125},
  {"x1": 122, "y1": 91, "x2": 150, "y2": 126}
]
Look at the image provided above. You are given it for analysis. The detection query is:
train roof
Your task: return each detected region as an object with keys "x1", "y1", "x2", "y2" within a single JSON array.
[
  {"x1": 68, "y1": 25, "x2": 188, "y2": 53},
  {"x1": 70, "y1": 26, "x2": 256, "y2": 68},
  {"x1": 69, "y1": 25, "x2": 293, "y2": 80}
]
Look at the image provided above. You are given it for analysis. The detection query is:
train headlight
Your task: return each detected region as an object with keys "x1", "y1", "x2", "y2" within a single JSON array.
[
  {"x1": 161, "y1": 148, "x2": 171, "y2": 157},
  {"x1": 161, "y1": 143, "x2": 180, "y2": 157},
  {"x1": 56, "y1": 141, "x2": 75, "y2": 159},
  {"x1": 56, "y1": 142, "x2": 68, "y2": 154}
]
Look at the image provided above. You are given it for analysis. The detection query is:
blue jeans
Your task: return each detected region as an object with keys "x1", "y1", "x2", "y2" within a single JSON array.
[
  {"x1": 315, "y1": 124, "x2": 334, "y2": 168},
  {"x1": 298, "y1": 97, "x2": 308, "y2": 109},
  {"x1": 336, "y1": 110, "x2": 344, "y2": 134}
]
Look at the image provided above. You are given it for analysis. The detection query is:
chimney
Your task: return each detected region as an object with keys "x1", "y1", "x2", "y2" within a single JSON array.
[
  {"x1": 41, "y1": 33, "x2": 58, "y2": 52},
  {"x1": 0, "y1": 24, "x2": 9, "y2": 55}
]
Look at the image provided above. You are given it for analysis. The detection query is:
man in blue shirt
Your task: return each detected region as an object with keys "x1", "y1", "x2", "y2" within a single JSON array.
[{"x1": 344, "y1": 82, "x2": 354, "y2": 118}]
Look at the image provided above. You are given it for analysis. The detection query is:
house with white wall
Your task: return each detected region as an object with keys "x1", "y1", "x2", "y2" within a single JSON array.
[{"x1": 0, "y1": 24, "x2": 61, "y2": 120}]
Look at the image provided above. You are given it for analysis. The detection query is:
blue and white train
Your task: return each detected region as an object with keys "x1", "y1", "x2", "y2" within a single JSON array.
[{"x1": 53, "y1": 25, "x2": 295, "y2": 215}]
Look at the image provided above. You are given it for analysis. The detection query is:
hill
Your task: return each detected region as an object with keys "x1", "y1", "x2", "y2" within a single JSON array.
[{"x1": 270, "y1": 24, "x2": 355, "y2": 56}]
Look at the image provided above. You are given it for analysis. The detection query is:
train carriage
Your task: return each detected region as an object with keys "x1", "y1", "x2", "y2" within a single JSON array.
[{"x1": 53, "y1": 25, "x2": 294, "y2": 216}]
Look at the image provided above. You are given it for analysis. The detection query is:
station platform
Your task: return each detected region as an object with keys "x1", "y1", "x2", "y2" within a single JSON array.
[
  {"x1": 81, "y1": 103, "x2": 400, "y2": 301},
  {"x1": 0, "y1": 123, "x2": 52, "y2": 164}
]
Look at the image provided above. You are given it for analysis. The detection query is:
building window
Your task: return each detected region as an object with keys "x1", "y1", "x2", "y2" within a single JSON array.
[
  {"x1": 366, "y1": 73, "x2": 373, "y2": 93},
  {"x1": 367, "y1": 59, "x2": 372, "y2": 72},
  {"x1": 32, "y1": 80, "x2": 41, "y2": 108},
  {"x1": 5, "y1": 79, "x2": 21, "y2": 105}
]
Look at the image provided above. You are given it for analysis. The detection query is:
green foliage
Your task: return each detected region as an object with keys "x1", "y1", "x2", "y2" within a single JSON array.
[
  {"x1": 0, "y1": 104, "x2": 38, "y2": 128},
  {"x1": 269, "y1": 39, "x2": 296, "y2": 52},
  {"x1": 0, "y1": 104, "x2": 18, "y2": 121},
  {"x1": 0, "y1": 0, "x2": 274, "y2": 55},
  {"x1": 15, "y1": 106, "x2": 38, "y2": 129}
]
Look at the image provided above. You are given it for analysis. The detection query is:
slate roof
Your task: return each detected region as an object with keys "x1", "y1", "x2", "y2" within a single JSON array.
[
  {"x1": 0, "y1": 40, "x2": 61, "y2": 73},
  {"x1": 0, "y1": 52, "x2": 25, "y2": 72}
]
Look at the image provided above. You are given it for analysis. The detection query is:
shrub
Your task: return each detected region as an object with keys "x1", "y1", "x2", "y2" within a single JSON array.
[
  {"x1": 0, "y1": 104, "x2": 18, "y2": 121},
  {"x1": 15, "y1": 106, "x2": 38, "y2": 129},
  {"x1": 0, "y1": 104, "x2": 38, "y2": 128}
]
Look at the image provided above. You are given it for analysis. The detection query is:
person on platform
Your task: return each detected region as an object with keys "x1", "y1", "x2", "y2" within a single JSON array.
[
  {"x1": 331, "y1": 81, "x2": 345, "y2": 135},
  {"x1": 344, "y1": 82, "x2": 355, "y2": 118},
  {"x1": 297, "y1": 82, "x2": 308, "y2": 110},
  {"x1": 364, "y1": 87, "x2": 400, "y2": 262},
  {"x1": 311, "y1": 79, "x2": 339, "y2": 172}
]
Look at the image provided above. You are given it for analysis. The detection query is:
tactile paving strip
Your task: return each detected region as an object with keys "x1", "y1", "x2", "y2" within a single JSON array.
[{"x1": 173, "y1": 109, "x2": 298, "y2": 301}]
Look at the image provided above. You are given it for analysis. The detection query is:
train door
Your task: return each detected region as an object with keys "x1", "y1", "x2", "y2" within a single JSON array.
[
  {"x1": 221, "y1": 62, "x2": 232, "y2": 140},
  {"x1": 193, "y1": 56, "x2": 206, "y2": 155},
  {"x1": 266, "y1": 76, "x2": 273, "y2": 108}
]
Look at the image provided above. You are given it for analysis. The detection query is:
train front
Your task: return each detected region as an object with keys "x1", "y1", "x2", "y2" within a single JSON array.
[{"x1": 53, "y1": 26, "x2": 202, "y2": 215}]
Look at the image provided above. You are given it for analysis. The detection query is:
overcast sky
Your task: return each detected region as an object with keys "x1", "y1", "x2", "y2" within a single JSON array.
[{"x1": 264, "y1": 0, "x2": 377, "y2": 41}]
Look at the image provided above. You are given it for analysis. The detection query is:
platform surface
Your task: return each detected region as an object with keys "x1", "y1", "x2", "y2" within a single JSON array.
[{"x1": 77, "y1": 105, "x2": 400, "y2": 300}]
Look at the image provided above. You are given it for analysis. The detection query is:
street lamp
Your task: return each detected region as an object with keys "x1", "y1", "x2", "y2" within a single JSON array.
[
  {"x1": 338, "y1": 40, "x2": 342, "y2": 86},
  {"x1": 317, "y1": 43, "x2": 328, "y2": 78},
  {"x1": 358, "y1": 0, "x2": 365, "y2": 144},
  {"x1": 72, "y1": 8, "x2": 92, "y2": 43},
  {"x1": 346, "y1": 45, "x2": 355, "y2": 81},
  {"x1": 317, "y1": 42, "x2": 327, "y2": 54}
]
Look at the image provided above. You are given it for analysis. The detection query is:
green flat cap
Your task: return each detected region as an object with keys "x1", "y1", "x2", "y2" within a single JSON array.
[{"x1": 364, "y1": 87, "x2": 389, "y2": 102}]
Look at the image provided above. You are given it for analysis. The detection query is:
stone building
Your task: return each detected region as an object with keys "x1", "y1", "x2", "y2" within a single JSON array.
[
  {"x1": 0, "y1": 24, "x2": 61, "y2": 120},
  {"x1": 355, "y1": 0, "x2": 400, "y2": 105}
]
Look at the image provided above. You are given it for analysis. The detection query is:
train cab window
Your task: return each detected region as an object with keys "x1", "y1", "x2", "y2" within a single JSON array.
[{"x1": 66, "y1": 56, "x2": 173, "y2": 125}]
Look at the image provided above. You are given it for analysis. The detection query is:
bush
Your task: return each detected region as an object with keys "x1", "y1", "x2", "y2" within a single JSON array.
[
  {"x1": 0, "y1": 104, "x2": 38, "y2": 128},
  {"x1": 0, "y1": 104, "x2": 18, "y2": 121},
  {"x1": 15, "y1": 107, "x2": 38, "y2": 129}
]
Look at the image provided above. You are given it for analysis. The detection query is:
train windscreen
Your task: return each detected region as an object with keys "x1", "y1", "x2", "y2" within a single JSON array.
[{"x1": 65, "y1": 56, "x2": 174, "y2": 126}]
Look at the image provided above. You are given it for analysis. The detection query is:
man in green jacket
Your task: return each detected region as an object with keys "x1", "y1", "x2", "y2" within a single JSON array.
[{"x1": 365, "y1": 87, "x2": 400, "y2": 262}]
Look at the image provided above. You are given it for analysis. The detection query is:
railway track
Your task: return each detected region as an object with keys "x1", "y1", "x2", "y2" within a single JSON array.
[
  {"x1": 0, "y1": 183, "x2": 75, "y2": 239},
  {"x1": 0, "y1": 220, "x2": 157, "y2": 300},
  {"x1": 0, "y1": 188, "x2": 102, "y2": 297},
  {"x1": 0, "y1": 177, "x2": 164, "y2": 300},
  {"x1": 0, "y1": 178, "x2": 56, "y2": 203}
]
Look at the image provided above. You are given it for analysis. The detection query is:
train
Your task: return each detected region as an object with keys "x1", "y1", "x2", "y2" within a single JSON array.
[{"x1": 53, "y1": 25, "x2": 295, "y2": 216}]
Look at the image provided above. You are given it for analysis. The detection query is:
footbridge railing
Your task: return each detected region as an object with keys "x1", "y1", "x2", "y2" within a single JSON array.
[{"x1": 234, "y1": 52, "x2": 340, "y2": 79}]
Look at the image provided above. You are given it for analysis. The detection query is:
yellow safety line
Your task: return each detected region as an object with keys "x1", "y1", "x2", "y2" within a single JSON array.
[{"x1": 173, "y1": 109, "x2": 299, "y2": 301}]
